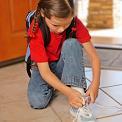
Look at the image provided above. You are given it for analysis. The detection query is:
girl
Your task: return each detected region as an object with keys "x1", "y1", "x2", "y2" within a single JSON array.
[{"x1": 27, "y1": 0, "x2": 100, "y2": 119}]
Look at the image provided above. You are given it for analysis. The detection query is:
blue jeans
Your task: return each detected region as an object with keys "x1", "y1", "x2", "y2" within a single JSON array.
[{"x1": 27, "y1": 38, "x2": 87, "y2": 109}]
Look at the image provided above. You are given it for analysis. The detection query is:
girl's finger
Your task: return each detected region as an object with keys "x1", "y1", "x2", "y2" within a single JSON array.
[
  {"x1": 90, "y1": 92, "x2": 95, "y2": 103},
  {"x1": 86, "y1": 89, "x2": 90, "y2": 96},
  {"x1": 71, "y1": 103, "x2": 79, "y2": 108}
]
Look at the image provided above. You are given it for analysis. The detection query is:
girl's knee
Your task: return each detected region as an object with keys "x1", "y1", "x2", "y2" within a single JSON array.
[
  {"x1": 63, "y1": 38, "x2": 80, "y2": 47},
  {"x1": 62, "y1": 38, "x2": 81, "y2": 52},
  {"x1": 28, "y1": 89, "x2": 53, "y2": 109},
  {"x1": 29, "y1": 95, "x2": 51, "y2": 109},
  {"x1": 30, "y1": 101, "x2": 48, "y2": 109},
  {"x1": 61, "y1": 38, "x2": 83, "y2": 57}
]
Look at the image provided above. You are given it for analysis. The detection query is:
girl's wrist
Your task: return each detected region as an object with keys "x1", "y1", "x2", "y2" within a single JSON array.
[
  {"x1": 91, "y1": 81, "x2": 100, "y2": 89},
  {"x1": 92, "y1": 79, "x2": 100, "y2": 85},
  {"x1": 59, "y1": 84, "x2": 72, "y2": 97}
]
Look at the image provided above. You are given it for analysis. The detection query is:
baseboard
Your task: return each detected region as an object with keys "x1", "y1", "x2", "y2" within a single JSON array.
[
  {"x1": 95, "y1": 44, "x2": 122, "y2": 50},
  {"x1": 0, "y1": 57, "x2": 25, "y2": 68}
]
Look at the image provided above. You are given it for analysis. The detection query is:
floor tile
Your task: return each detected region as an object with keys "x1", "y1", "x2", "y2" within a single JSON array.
[
  {"x1": 0, "y1": 79, "x2": 27, "y2": 104},
  {"x1": 50, "y1": 92, "x2": 73, "y2": 122},
  {"x1": 97, "y1": 114, "x2": 122, "y2": 122},
  {"x1": 102, "y1": 85, "x2": 122, "y2": 105},
  {"x1": 27, "y1": 118, "x2": 61, "y2": 122},
  {"x1": 89, "y1": 90, "x2": 122, "y2": 119},
  {"x1": 1, "y1": 63, "x2": 122, "y2": 122},
  {"x1": 0, "y1": 101, "x2": 60, "y2": 122},
  {"x1": 51, "y1": 90, "x2": 122, "y2": 121},
  {"x1": 85, "y1": 67, "x2": 92, "y2": 72},
  {"x1": 85, "y1": 69, "x2": 122, "y2": 88},
  {"x1": 0, "y1": 63, "x2": 29, "y2": 85},
  {"x1": 100, "y1": 70, "x2": 122, "y2": 87},
  {"x1": 85, "y1": 70, "x2": 92, "y2": 81}
]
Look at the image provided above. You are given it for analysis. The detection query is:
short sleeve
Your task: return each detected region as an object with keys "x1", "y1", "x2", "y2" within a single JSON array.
[
  {"x1": 29, "y1": 27, "x2": 48, "y2": 62},
  {"x1": 75, "y1": 17, "x2": 91, "y2": 44}
]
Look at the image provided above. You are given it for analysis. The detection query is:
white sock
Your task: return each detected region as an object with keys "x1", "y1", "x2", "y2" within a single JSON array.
[{"x1": 71, "y1": 86, "x2": 85, "y2": 105}]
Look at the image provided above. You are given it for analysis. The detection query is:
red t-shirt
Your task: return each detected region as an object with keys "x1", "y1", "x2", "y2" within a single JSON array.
[{"x1": 28, "y1": 17, "x2": 91, "y2": 63}]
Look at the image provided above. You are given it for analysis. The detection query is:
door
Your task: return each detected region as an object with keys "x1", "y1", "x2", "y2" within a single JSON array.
[{"x1": 0, "y1": 0, "x2": 39, "y2": 62}]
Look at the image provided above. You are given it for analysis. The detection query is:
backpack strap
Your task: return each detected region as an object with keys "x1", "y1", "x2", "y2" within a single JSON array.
[
  {"x1": 25, "y1": 44, "x2": 32, "y2": 77},
  {"x1": 26, "y1": 55, "x2": 31, "y2": 77},
  {"x1": 26, "y1": 11, "x2": 35, "y2": 30},
  {"x1": 25, "y1": 11, "x2": 35, "y2": 78},
  {"x1": 25, "y1": 11, "x2": 50, "y2": 78}
]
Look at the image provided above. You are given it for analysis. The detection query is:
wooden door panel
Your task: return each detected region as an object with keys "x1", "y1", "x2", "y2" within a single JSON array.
[
  {"x1": 29, "y1": 0, "x2": 39, "y2": 10},
  {"x1": 9, "y1": 0, "x2": 29, "y2": 32},
  {"x1": 0, "y1": 0, "x2": 39, "y2": 62}
]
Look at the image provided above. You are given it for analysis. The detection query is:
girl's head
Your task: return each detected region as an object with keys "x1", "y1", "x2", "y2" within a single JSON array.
[
  {"x1": 38, "y1": 0, "x2": 74, "y2": 19},
  {"x1": 33, "y1": 0, "x2": 74, "y2": 34}
]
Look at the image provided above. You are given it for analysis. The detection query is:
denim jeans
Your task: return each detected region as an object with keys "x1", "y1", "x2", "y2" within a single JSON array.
[{"x1": 27, "y1": 38, "x2": 87, "y2": 109}]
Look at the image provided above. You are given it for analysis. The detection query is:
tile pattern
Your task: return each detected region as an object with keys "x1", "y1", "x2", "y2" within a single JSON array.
[
  {"x1": 0, "y1": 63, "x2": 122, "y2": 122},
  {"x1": 89, "y1": 90, "x2": 122, "y2": 119},
  {"x1": 85, "y1": 68, "x2": 122, "y2": 88},
  {"x1": 102, "y1": 85, "x2": 122, "y2": 105}
]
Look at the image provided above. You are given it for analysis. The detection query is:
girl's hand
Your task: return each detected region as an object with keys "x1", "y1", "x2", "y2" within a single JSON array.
[
  {"x1": 67, "y1": 88, "x2": 85, "y2": 108},
  {"x1": 86, "y1": 83, "x2": 99, "y2": 103}
]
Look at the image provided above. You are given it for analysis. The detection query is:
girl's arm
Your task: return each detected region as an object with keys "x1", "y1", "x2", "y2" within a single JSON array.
[
  {"x1": 37, "y1": 62, "x2": 85, "y2": 108},
  {"x1": 37, "y1": 62, "x2": 72, "y2": 96},
  {"x1": 82, "y1": 41, "x2": 101, "y2": 103}
]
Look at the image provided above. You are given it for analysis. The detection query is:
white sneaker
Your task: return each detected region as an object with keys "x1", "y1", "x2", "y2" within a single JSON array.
[
  {"x1": 70, "y1": 104, "x2": 96, "y2": 122},
  {"x1": 70, "y1": 87, "x2": 96, "y2": 122}
]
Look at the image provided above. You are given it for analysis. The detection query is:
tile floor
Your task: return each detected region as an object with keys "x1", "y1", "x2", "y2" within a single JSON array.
[{"x1": 0, "y1": 63, "x2": 122, "y2": 122}]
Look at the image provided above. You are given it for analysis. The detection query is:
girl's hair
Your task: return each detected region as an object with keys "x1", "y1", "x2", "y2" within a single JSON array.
[{"x1": 32, "y1": 0, "x2": 75, "y2": 46}]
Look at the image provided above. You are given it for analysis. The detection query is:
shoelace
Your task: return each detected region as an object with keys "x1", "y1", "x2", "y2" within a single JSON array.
[
  {"x1": 73, "y1": 102, "x2": 122, "y2": 122},
  {"x1": 73, "y1": 105, "x2": 94, "y2": 122},
  {"x1": 71, "y1": 70, "x2": 122, "y2": 121},
  {"x1": 73, "y1": 107, "x2": 82, "y2": 122},
  {"x1": 73, "y1": 96, "x2": 95, "y2": 122}
]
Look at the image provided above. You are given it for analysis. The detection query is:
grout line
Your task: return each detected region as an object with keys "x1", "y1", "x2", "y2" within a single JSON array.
[
  {"x1": 50, "y1": 106, "x2": 62, "y2": 122},
  {"x1": 85, "y1": 79, "x2": 122, "y2": 119},
  {"x1": 100, "y1": 88, "x2": 122, "y2": 105},
  {"x1": 97, "y1": 113, "x2": 122, "y2": 119},
  {"x1": 100, "y1": 84, "x2": 122, "y2": 88},
  {"x1": 86, "y1": 76, "x2": 122, "y2": 89}
]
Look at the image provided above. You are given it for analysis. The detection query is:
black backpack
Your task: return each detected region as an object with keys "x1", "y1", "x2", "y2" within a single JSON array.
[{"x1": 25, "y1": 11, "x2": 76, "y2": 78}]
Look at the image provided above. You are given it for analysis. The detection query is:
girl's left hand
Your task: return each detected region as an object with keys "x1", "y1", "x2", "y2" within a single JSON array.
[{"x1": 86, "y1": 83, "x2": 99, "y2": 103}]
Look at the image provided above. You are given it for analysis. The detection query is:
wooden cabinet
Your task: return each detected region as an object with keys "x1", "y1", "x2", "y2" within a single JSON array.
[{"x1": 0, "y1": 0, "x2": 39, "y2": 63}]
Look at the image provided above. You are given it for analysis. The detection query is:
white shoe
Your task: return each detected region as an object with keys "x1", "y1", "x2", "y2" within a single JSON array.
[
  {"x1": 70, "y1": 87, "x2": 96, "y2": 122},
  {"x1": 70, "y1": 105, "x2": 96, "y2": 122}
]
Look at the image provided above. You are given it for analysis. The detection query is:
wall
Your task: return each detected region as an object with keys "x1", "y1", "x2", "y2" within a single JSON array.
[
  {"x1": 87, "y1": 0, "x2": 122, "y2": 29},
  {"x1": 113, "y1": 0, "x2": 122, "y2": 28},
  {"x1": 87, "y1": 0, "x2": 113, "y2": 29}
]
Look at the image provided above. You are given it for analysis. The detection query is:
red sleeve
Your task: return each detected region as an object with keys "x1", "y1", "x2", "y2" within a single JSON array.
[
  {"x1": 75, "y1": 17, "x2": 91, "y2": 44},
  {"x1": 28, "y1": 25, "x2": 48, "y2": 62}
]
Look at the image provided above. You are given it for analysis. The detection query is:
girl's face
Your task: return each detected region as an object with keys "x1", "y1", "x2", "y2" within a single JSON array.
[{"x1": 45, "y1": 16, "x2": 73, "y2": 34}]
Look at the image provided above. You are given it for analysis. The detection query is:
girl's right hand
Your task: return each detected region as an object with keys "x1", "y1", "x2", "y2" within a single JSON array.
[{"x1": 67, "y1": 88, "x2": 85, "y2": 108}]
